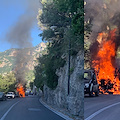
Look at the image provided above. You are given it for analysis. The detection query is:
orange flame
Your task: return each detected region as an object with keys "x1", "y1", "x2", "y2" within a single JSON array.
[
  {"x1": 17, "y1": 84, "x2": 25, "y2": 97},
  {"x1": 92, "y1": 29, "x2": 120, "y2": 94}
]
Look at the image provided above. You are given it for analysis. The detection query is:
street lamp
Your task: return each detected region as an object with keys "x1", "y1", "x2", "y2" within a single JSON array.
[
  {"x1": 68, "y1": 14, "x2": 72, "y2": 95},
  {"x1": 50, "y1": 26, "x2": 57, "y2": 31}
]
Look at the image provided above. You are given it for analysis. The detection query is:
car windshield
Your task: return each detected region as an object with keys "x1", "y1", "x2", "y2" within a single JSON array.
[
  {"x1": 8, "y1": 92, "x2": 13, "y2": 94},
  {"x1": 84, "y1": 72, "x2": 91, "y2": 80},
  {"x1": 0, "y1": 92, "x2": 3, "y2": 97}
]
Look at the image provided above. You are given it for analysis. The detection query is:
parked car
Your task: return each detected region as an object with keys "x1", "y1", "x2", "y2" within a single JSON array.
[
  {"x1": 0, "y1": 92, "x2": 7, "y2": 101},
  {"x1": 6, "y1": 92, "x2": 15, "y2": 99},
  {"x1": 84, "y1": 69, "x2": 99, "y2": 96}
]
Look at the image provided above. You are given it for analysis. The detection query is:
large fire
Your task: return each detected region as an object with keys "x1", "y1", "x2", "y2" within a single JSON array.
[
  {"x1": 17, "y1": 84, "x2": 25, "y2": 97},
  {"x1": 92, "y1": 28, "x2": 120, "y2": 94}
]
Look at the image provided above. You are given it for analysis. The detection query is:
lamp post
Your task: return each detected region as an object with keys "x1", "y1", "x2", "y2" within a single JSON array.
[
  {"x1": 68, "y1": 14, "x2": 72, "y2": 95},
  {"x1": 68, "y1": 35, "x2": 71, "y2": 95}
]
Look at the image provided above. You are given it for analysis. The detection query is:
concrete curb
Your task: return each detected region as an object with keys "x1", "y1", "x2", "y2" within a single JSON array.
[{"x1": 39, "y1": 98, "x2": 73, "y2": 120}]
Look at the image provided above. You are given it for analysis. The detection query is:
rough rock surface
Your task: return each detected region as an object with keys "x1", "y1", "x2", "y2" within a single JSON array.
[{"x1": 43, "y1": 51, "x2": 84, "y2": 120}]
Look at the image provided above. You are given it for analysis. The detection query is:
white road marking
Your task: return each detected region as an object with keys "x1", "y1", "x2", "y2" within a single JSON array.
[
  {"x1": 39, "y1": 99, "x2": 73, "y2": 120},
  {"x1": 85, "y1": 101, "x2": 120, "y2": 120},
  {"x1": 0, "y1": 101, "x2": 20, "y2": 120},
  {"x1": 28, "y1": 108, "x2": 41, "y2": 111}
]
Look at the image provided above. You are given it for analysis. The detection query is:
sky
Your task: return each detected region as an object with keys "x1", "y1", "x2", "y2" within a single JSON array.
[{"x1": 0, "y1": 0, "x2": 42, "y2": 52}]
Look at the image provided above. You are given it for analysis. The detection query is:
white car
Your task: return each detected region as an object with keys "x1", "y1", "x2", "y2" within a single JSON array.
[{"x1": 6, "y1": 92, "x2": 15, "y2": 99}]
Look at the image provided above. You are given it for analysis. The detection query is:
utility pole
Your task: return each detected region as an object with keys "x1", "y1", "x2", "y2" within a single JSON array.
[
  {"x1": 68, "y1": 36, "x2": 71, "y2": 95},
  {"x1": 68, "y1": 14, "x2": 72, "y2": 95}
]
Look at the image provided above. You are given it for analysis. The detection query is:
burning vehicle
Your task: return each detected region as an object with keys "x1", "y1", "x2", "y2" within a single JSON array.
[
  {"x1": 92, "y1": 29, "x2": 120, "y2": 94},
  {"x1": 84, "y1": 69, "x2": 99, "y2": 96},
  {"x1": 84, "y1": 0, "x2": 120, "y2": 95},
  {"x1": 16, "y1": 84, "x2": 25, "y2": 97}
]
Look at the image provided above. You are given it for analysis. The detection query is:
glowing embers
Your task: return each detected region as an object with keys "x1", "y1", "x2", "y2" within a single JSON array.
[
  {"x1": 17, "y1": 84, "x2": 25, "y2": 97},
  {"x1": 92, "y1": 29, "x2": 120, "y2": 94}
]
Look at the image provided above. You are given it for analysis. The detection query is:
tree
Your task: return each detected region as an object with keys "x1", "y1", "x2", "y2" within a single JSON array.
[
  {"x1": 0, "y1": 73, "x2": 16, "y2": 93},
  {"x1": 35, "y1": 0, "x2": 84, "y2": 89},
  {"x1": 30, "y1": 82, "x2": 33, "y2": 90}
]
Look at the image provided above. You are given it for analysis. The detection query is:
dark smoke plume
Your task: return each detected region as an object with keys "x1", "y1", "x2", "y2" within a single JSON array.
[
  {"x1": 5, "y1": 0, "x2": 41, "y2": 85},
  {"x1": 85, "y1": 0, "x2": 120, "y2": 65},
  {"x1": 85, "y1": 0, "x2": 120, "y2": 38},
  {"x1": 6, "y1": 0, "x2": 40, "y2": 48}
]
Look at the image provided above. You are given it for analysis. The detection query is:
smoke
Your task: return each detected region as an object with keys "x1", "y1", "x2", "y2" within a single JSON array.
[
  {"x1": 85, "y1": 0, "x2": 120, "y2": 65},
  {"x1": 85, "y1": 0, "x2": 120, "y2": 41},
  {"x1": 5, "y1": 0, "x2": 42, "y2": 85},
  {"x1": 14, "y1": 49, "x2": 31, "y2": 85},
  {"x1": 6, "y1": 0, "x2": 41, "y2": 48}
]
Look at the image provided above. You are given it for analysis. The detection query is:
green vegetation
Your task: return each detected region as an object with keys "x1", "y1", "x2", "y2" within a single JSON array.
[
  {"x1": 0, "y1": 72, "x2": 16, "y2": 93},
  {"x1": 30, "y1": 81, "x2": 34, "y2": 90},
  {"x1": 25, "y1": 70, "x2": 35, "y2": 88},
  {"x1": 0, "y1": 49, "x2": 16, "y2": 73},
  {"x1": 70, "y1": 67, "x2": 74, "y2": 75},
  {"x1": 34, "y1": 0, "x2": 84, "y2": 90}
]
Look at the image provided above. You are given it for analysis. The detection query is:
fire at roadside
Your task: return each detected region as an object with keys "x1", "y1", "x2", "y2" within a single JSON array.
[
  {"x1": 85, "y1": 0, "x2": 120, "y2": 95},
  {"x1": 16, "y1": 84, "x2": 25, "y2": 97},
  {"x1": 92, "y1": 29, "x2": 120, "y2": 94}
]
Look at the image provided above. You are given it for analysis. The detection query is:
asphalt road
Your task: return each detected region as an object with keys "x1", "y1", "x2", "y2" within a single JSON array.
[
  {"x1": 0, "y1": 95, "x2": 65, "y2": 120},
  {"x1": 84, "y1": 94, "x2": 120, "y2": 120}
]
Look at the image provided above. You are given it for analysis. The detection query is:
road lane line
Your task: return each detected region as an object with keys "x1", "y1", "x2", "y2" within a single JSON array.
[
  {"x1": 28, "y1": 108, "x2": 41, "y2": 111},
  {"x1": 0, "y1": 101, "x2": 20, "y2": 120},
  {"x1": 39, "y1": 99, "x2": 73, "y2": 120},
  {"x1": 85, "y1": 101, "x2": 120, "y2": 120}
]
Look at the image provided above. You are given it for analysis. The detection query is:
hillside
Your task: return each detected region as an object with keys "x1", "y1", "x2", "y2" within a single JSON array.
[{"x1": 0, "y1": 42, "x2": 46, "y2": 74}]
